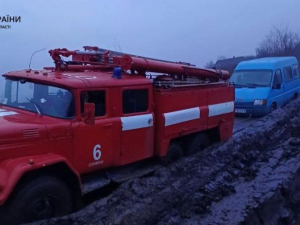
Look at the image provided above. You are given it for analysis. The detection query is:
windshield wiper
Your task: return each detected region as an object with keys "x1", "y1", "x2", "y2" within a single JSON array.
[
  {"x1": 26, "y1": 98, "x2": 43, "y2": 115},
  {"x1": 246, "y1": 83, "x2": 267, "y2": 87}
]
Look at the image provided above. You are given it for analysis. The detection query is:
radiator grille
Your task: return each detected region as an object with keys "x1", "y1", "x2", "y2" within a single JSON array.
[{"x1": 22, "y1": 128, "x2": 40, "y2": 138}]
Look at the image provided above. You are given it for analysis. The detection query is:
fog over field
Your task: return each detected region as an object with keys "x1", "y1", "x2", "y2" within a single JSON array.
[{"x1": 1, "y1": 0, "x2": 300, "y2": 90}]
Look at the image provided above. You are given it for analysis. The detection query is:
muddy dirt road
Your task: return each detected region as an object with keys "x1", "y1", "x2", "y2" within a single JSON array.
[
  {"x1": 32, "y1": 100, "x2": 300, "y2": 225},
  {"x1": 233, "y1": 116, "x2": 260, "y2": 134}
]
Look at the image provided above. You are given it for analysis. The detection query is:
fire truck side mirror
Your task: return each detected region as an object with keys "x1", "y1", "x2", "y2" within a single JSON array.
[{"x1": 83, "y1": 102, "x2": 95, "y2": 125}]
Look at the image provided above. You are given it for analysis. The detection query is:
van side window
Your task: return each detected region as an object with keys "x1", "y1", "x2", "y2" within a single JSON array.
[
  {"x1": 273, "y1": 70, "x2": 282, "y2": 86},
  {"x1": 123, "y1": 89, "x2": 148, "y2": 114},
  {"x1": 283, "y1": 67, "x2": 293, "y2": 82},
  {"x1": 292, "y1": 65, "x2": 300, "y2": 78},
  {"x1": 80, "y1": 91, "x2": 106, "y2": 117}
]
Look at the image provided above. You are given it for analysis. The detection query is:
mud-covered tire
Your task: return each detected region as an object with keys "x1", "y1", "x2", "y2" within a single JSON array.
[
  {"x1": 7, "y1": 176, "x2": 73, "y2": 224},
  {"x1": 163, "y1": 142, "x2": 184, "y2": 164},
  {"x1": 186, "y1": 133, "x2": 209, "y2": 156},
  {"x1": 293, "y1": 93, "x2": 298, "y2": 100},
  {"x1": 0, "y1": 206, "x2": 8, "y2": 225},
  {"x1": 271, "y1": 103, "x2": 277, "y2": 112}
]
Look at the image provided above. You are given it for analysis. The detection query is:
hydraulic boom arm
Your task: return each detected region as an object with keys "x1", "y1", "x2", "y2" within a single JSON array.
[{"x1": 48, "y1": 46, "x2": 230, "y2": 81}]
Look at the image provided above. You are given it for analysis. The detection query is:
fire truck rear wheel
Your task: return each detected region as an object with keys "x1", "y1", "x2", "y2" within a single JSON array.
[
  {"x1": 8, "y1": 176, "x2": 73, "y2": 224},
  {"x1": 165, "y1": 142, "x2": 184, "y2": 163},
  {"x1": 186, "y1": 133, "x2": 210, "y2": 155}
]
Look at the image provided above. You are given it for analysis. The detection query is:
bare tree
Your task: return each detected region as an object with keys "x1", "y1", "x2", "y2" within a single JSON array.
[
  {"x1": 256, "y1": 26, "x2": 300, "y2": 58},
  {"x1": 204, "y1": 60, "x2": 215, "y2": 69},
  {"x1": 294, "y1": 42, "x2": 300, "y2": 60}
]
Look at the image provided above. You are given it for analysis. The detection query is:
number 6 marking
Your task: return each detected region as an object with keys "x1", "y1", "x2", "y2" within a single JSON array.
[{"x1": 93, "y1": 144, "x2": 102, "y2": 161}]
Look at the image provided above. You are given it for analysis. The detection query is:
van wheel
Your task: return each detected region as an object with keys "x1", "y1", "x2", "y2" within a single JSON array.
[
  {"x1": 293, "y1": 93, "x2": 298, "y2": 100},
  {"x1": 271, "y1": 103, "x2": 277, "y2": 112},
  {"x1": 7, "y1": 176, "x2": 73, "y2": 224},
  {"x1": 164, "y1": 142, "x2": 184, "y2": 164},
  {"x1": 186, "y1": 133, "x2": 210, "y2": 156}
]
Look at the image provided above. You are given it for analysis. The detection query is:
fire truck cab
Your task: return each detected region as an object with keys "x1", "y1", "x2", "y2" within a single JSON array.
[{"x1": 0, "y1": 47, "x2": 234, "y2": 224}]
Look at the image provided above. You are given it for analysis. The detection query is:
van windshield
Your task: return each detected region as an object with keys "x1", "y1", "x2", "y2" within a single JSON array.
[
  {"x1": 230, "y1": 70, "x2": 273, "y2": 87},
  {"x1": 0, "y1": 78, "x2": 75, "y2": 118}
]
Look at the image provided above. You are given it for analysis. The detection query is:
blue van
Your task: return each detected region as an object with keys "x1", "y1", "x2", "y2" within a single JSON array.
[{"x1": 229, "y1": 57, "x2": 300, "y2": 115}]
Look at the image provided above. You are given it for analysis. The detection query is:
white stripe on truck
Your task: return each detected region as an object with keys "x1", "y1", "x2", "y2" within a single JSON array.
[
  {"x1": 164, "y1": 107, "x2": 200, "y2": 126},
  {"x1": 208, "y1": 101, "x2": 234, "y2": 117},
  {"x1": 0, "y1": 111, "x2": 18, "y2": 117},
  {"x1": 121, "y1": 114, "x2": 153, "y2": 131},
  {"x1": 164, "y1": 101, "x2": 234, "y2": 126}
]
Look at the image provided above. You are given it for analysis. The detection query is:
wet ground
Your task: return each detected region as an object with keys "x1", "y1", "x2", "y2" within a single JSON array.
[
  {"x1": 233, "y1": 116, "x2": 260, "y2": 134},
  {"x1": 31, "y1": 99, "x2": 300, "y2": 225}
]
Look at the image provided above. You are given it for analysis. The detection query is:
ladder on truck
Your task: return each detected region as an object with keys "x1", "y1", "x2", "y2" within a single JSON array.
[{"x1": 48, "y1": 46, "x2": 231, "y2": 87}]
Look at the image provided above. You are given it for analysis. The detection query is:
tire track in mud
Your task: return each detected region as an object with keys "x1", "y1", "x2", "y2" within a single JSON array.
[{"x1": 32, "y1": 99, "x2": 300, "y2": 225}]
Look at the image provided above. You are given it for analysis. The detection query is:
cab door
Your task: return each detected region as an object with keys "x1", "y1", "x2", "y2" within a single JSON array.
[
  {"x1": 72, "y1": 90, "x2": 121, "y2": 174},
  {"x1": 282, "y1": 67, "x2": 294, "y2": 102},
  {"x1": 271, "y1": 69, "x2": 285, "y2": 107},
  {"x1": 120, "y1": 87, "x2": 154, "y2": 165}
]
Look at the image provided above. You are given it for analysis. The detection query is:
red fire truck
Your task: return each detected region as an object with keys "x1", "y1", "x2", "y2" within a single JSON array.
[{"x1": 0, "y1": 46, "x2": 234, "y2": 224}]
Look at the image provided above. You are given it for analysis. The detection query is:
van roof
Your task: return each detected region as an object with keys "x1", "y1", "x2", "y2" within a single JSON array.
[{"x1": 235, "y1": 57, "x2": 298, "y2": 71}]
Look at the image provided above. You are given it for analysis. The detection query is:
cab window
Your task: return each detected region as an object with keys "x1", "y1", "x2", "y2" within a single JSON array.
[
  {"x1": 283, "y1": 67, "x2": 293, "y2": 82},
  {"x1": 273, "y1": 69, "x2": 282, "y2": 86},
  {"x1": 80, "y1": 91, "x2": 106, "y2": 117},
  {"x1": 122, "y1": 89, "x2": 148, "y2": 114},
  {"x1": 292, "y1": 65, "x2": 300, "y2": 78}
]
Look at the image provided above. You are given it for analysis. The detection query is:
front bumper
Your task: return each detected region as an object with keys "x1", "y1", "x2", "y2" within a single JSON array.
[{"x1": 235, "y1": 102, "x2": 271, "y2": 116}]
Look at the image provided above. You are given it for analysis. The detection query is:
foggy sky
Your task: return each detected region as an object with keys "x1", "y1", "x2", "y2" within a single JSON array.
[{"x1": 1, "y1": 0, "x2": 300, "y2": 89}]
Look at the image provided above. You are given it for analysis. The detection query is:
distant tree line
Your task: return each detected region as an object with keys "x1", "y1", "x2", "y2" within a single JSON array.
[
  {"x1": 256, "y1": 26, "x2": 300, "y2": 60},
  {"x1": 205, "y1": 26, "x2": 300, "y2": 69}
]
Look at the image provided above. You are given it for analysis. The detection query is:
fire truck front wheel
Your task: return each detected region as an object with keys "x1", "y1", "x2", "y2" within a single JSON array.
[
  {"x1": 7, "y1": 176, "x2": 73, "y2": 224},
  {"x1": 186, "y1": 133, "x2": 210, "y2": 156}
]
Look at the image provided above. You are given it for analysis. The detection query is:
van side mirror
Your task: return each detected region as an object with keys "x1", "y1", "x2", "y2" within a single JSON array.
[
  {"x1": 83, "y1": 102, "x2": 95, "y2": 125},
  {"x1": 273, "y1": 83, "x2": 281, "y2": 89}
]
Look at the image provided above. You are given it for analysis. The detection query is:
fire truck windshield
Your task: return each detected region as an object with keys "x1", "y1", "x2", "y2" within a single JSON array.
[{"x1": 0, "y1": 78, "x2": 75, "y2": 118}]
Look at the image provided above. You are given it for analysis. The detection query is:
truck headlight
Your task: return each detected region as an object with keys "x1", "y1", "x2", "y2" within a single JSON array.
[{"x1": 254, "y1": 99, "x2": 267, "y2": 105}]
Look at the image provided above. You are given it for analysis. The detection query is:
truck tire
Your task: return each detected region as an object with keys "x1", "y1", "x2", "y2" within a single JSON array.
[
  {"x1": 7, "y1": 176, "x2": 73, "y2": 224},
  {"x1": 164, "y1": 142, "x2": 184, "y2": 164},
  {"x1": 0, "y1": 206, "x2": 8, "y2": 225},
  {"x1": 186, "y1": 133, "x2": 209, "y2": 156}
]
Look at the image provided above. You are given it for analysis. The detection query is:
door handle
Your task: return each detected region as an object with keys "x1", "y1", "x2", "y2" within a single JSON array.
[{"x1": 103, "y1": 123, "x2": 112, "y2": 127}]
